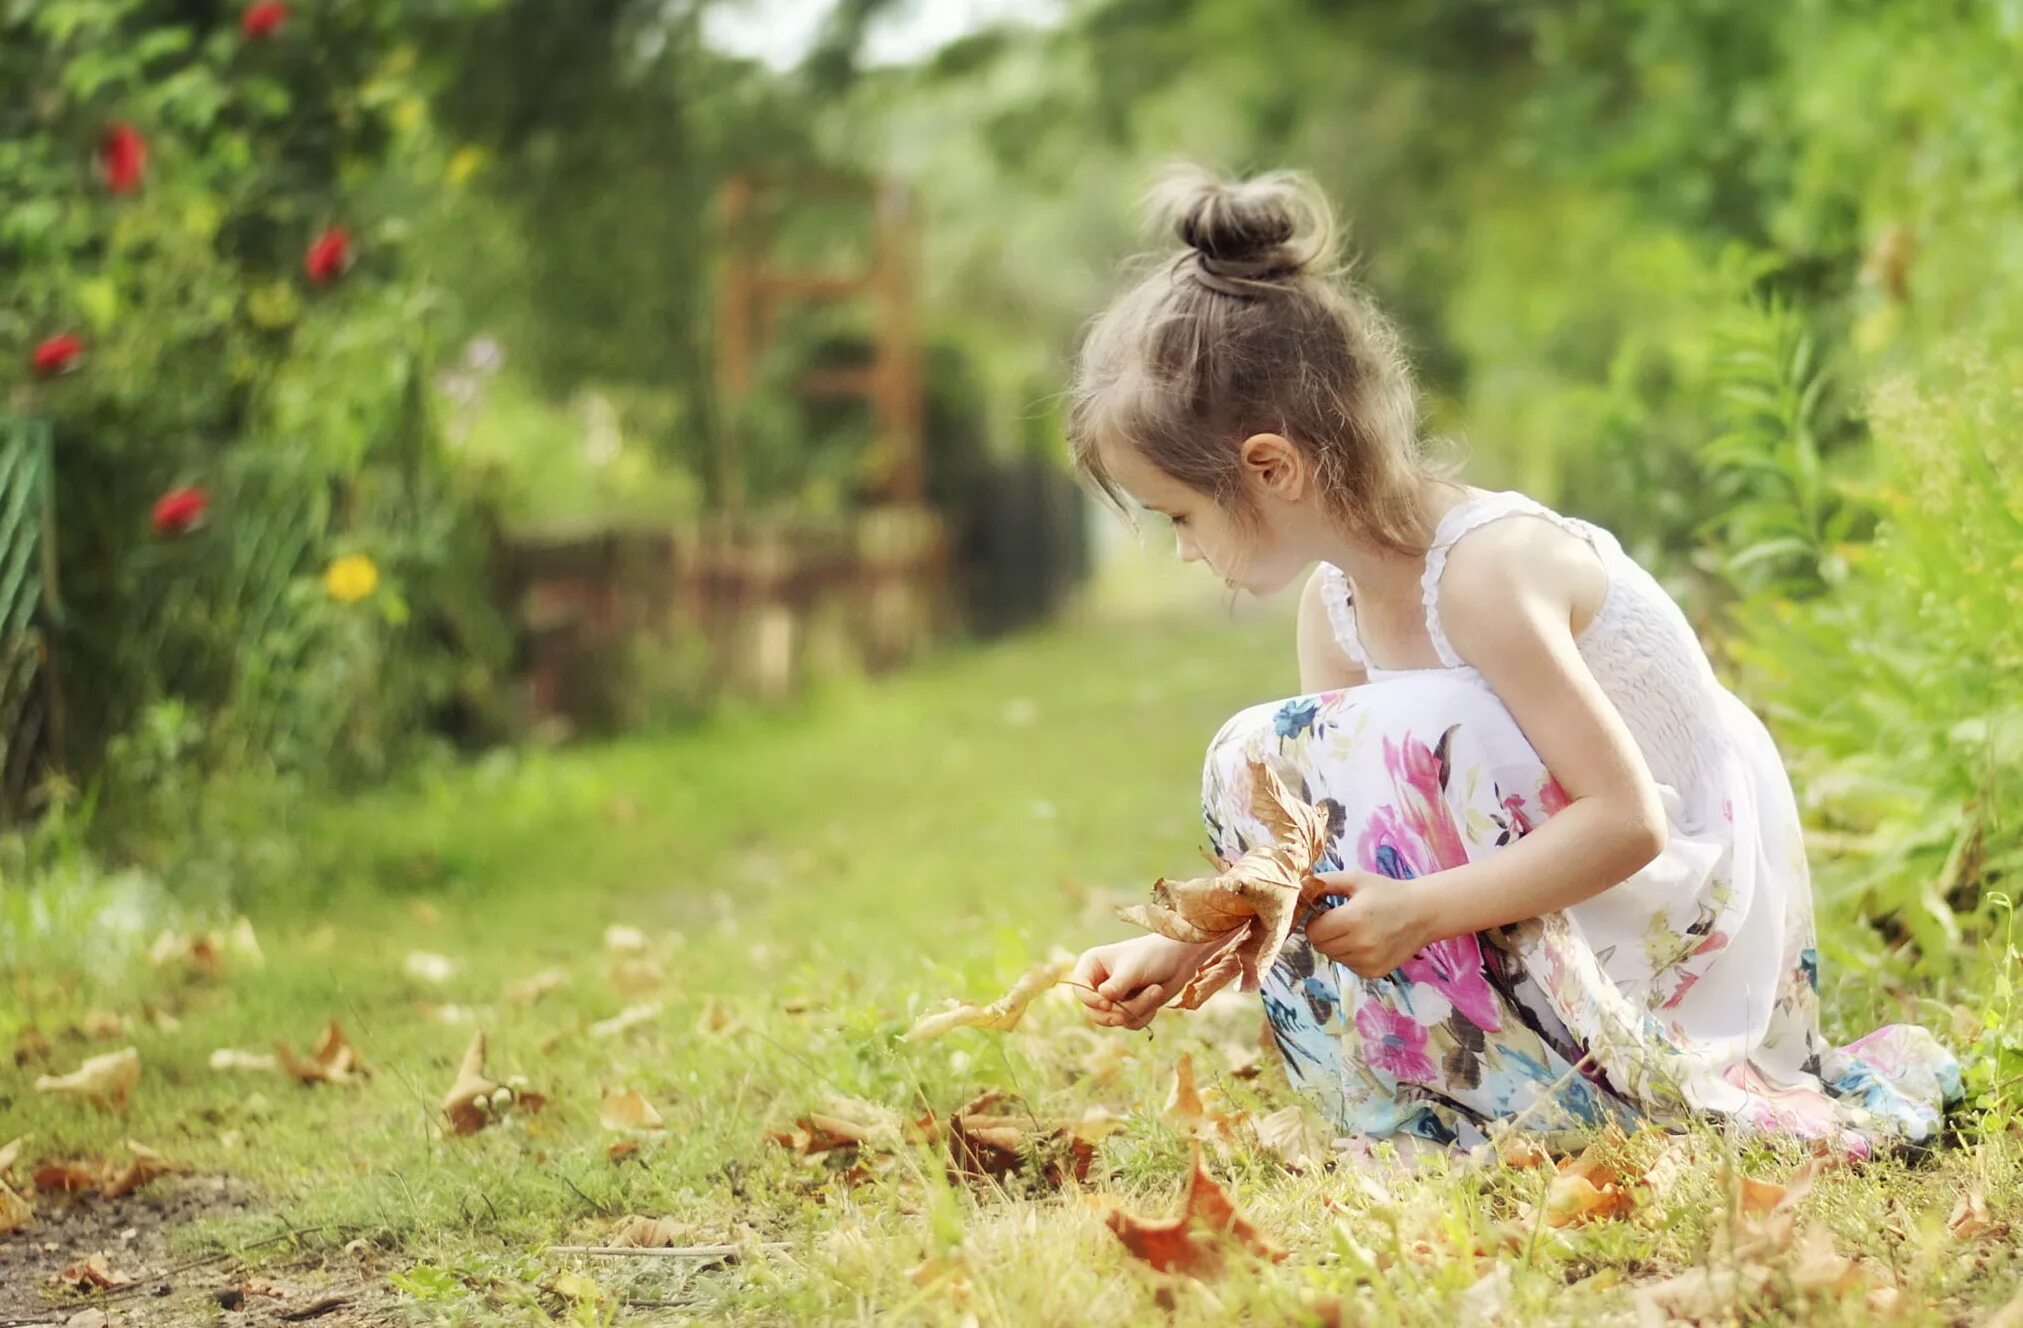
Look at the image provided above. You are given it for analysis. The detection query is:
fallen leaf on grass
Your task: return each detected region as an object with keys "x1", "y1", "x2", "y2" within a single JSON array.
[
  {"x1": 80, "y1": 1010, "x2": 126, "y2": 1039},
  {"x1": 610, "y1": 1214, "x2": 688, "y2": 1248},
  {"x1": 1102, "y1": 1145, "x2": 1287, "y2": 1278},
  {"x1": 276, "y1": 1021, "x2": 370, "y2": 1085},
  {"x1": 1252, "y1": 1104, "x2": 1326, "y2": 1173},
  {"x1": 605, "y1": 955, "x2": 666, "y2": 997},
  {"x1": 694, "y1": 996, "x2": 743, "y2": 1037},
  {"x1": 588, "y1": 1001, "x2": 662, "y2": 1039},
  {"x1": 32, "y1": 1161, "x2": 100, "y2": 1192},
  {"x1": 1162, "y1": 1054, "x2": 1248, "y2": 1153},
  {"x1": 439, "y1": 1031, "x2": 546, "y2": 1136},
  {"x1": 1539, "y1": 1124, "x2": 1637, "y2": 1229},
  {"x1": 57, "y1": 1251, "x2": 135, "y2": 1291},
  {"x1": 100, "y1": 1141, "x2": 190, "y2": 1198},
  {"x1": 0, "y1": 1180, "x2": 30, "y2": 1234},
  {"x1": 903, "y1": 956, "x2": 1072, "y2": 1041},
  {"x1": 1117, "y1": 759, "x2": 1331, "y2": 1005},
  {"x1": 209, "y1": 1048, "x2": 279, "y2": 1073},
  {"x1": 1948, "y1": 1189, "x2": 1995, "y2": 1242},
  {"x1": 606, "y1": 1141, "x2": 640, "y2": 1162},
  {"x1": 148, "y1": 917, "x2": 264, "y2": 976},
  {"x1": 0, "y1": 1133, "x2": 27, "y2": 1176},
  {"x1": 504, "y1": 967, "x2": 570, "y2": 1006},
  {"x1": 34, "y1": 1046, "x2": 139, "y2": 1109},
  {"x1": 404, "y1": 951, "x2": 458, "y2": 985},
  {"x1": 598, "y1": 1088, "x2": 664, "y2": 1131}
]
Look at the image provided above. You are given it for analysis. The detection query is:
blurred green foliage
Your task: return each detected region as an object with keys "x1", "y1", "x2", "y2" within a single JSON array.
[{"x1": 0, "y1": 0, "x2": 513, "y2": 827}]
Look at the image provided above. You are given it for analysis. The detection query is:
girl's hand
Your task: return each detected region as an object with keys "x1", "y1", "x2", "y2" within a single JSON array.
[
  {"x1": 1303, "y1": 869, "x2": 1436, "y2": 979},
  {"x1": 1069, "y1": 934, "x2": 1212, "y2": 1031}
]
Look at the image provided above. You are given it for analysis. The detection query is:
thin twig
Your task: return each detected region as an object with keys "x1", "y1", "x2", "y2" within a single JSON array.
[{"x1": 546, "y1": 1242, "x2": 791, "y2": 1258}]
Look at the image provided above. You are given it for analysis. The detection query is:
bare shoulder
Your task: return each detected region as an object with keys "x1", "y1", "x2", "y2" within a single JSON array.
[{"x1": 1436, "y1": 513, "x2": 1607, "y2": 642}]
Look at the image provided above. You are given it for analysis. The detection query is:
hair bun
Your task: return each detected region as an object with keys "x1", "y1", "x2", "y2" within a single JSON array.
[{"x1": 1145, "y1": 163, "x2": 1337, "y2": 285}]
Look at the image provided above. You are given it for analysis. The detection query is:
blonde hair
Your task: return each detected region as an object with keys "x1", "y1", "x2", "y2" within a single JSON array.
[{"x1": 1067, "y1": 162, "x2": 1461, "y2": 558}]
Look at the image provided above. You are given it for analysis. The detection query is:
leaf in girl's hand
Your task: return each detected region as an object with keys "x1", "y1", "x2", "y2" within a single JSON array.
[
  {"x1": 1102, "y1": 1144, "x2": 1286, "y2": 1278},
  {"x1": 1119, "y1": 758, "x2": 1334, "y2": 1004},
  {"x1": 902, "y1": 955, "x2": 1071, "y2": 1041}
]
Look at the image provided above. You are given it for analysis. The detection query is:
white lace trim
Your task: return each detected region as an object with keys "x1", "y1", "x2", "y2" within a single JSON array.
[
  {"x1": 1420, "y1": 491, "x2": 1611, "y2": 669},
  {"x1": 1317, "y1": 561, "x2": 1369, "y2": 668}
]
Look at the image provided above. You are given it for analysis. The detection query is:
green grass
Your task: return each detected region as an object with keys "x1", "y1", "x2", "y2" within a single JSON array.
[{"x1": 3, "y1": 558, "x2": 2020, "y2": 1324}]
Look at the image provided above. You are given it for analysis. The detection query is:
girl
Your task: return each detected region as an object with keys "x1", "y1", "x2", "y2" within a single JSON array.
[{"x1": 1064, "y1": 164, "x2": 1958, "y2": 1155}]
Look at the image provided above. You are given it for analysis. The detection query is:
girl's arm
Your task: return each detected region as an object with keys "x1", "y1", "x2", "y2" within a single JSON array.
[
  {"x1": 1307, "y1": 518, "x2": 1666, "y2": 976},
  {"x1": 1297, "y1": 565, "x2": 1368, "y2": 693}
]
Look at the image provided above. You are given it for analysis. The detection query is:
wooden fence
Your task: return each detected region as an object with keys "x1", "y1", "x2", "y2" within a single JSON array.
[{"x1": 502, "y1": 503, "x2": 954, "y2": 735}]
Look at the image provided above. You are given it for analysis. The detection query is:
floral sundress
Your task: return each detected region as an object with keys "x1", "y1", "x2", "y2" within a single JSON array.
[{"x1": 1200, "y1": 494, "x2": 1959, "y2": 1156}]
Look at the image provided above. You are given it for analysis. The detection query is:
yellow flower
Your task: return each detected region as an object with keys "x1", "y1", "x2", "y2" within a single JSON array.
[
  {"x1": 325, "y1": 554, "x2": 380, "y2": 604},
  {"x1": 446, "y1": 146, "x2": 487, "y2": 186}
]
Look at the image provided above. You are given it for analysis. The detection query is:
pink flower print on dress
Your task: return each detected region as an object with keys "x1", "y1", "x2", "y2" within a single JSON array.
[
  {"x1": 1357, "y1": 803, "x2": 1435, "y2": 880},
  {"x1": 1538, "y1": 775, "x2": 1572, "y2": 817},
  {"x1": 1399, "y1": 935, "x2": 1504, "y2": 1032},
  {"x1": 1383, "y1": 730, "x2": 1470, "y2": 871},
  {"x1": 1355, "y1": 1001, "x2": 1437, "y2": 1083},
  {"x1": 1835, "y1": 1027, "x2": 1917, "y2": 1080}
]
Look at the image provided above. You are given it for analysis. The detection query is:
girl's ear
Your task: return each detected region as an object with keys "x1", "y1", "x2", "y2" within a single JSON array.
[{"x1": 1240, "y1": 432, "x2": 1304, "y2": 497}]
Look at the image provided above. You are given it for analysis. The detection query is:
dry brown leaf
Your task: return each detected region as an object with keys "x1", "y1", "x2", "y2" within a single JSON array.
[
  {"x1": 0, "y1": 1180, "x2": 30, "y2": 1235},
  {"x1": 1738, "y1": 1174, "x2": 1787, "y2": 1216},
  {"x1": 438, "y1": 1031, "x2": 544, "y2": 1135},
  {"x1": 33, "y1": 1046, "x2": 139, "y2": 1109},
  {"x1": 588, "y1": 1001, "x2": 662, "y2": 1039},
  {"x1": 605, "y1": 955, "x2": 666, "y2": 997},
  {"x1": 694, "y1": 996, "x2": 742, "y2": 1037},
  {"x1": 101, "y1": 1141, "x2": 189, "y2": 1198},
  {"x1": 80, "y1": 1010, "x2": 125, "y2": 1039},
  {"x1": 604, "y1": 924, "x2": 649, "y2": 954},
  {"x1": 1162, "y1": 1054, "x2": 1247, "y2": 1152},
  {"x1": 1634, "y1": 1265, "x2": 1773, "y2": 1323},
  {"x1": 56, "y1": 1251, "x2": 134, "y2": 1290},
  {"x1": 903, "y1": 956, "x2": 1072, "y2": 1041},
  {"x1": 1252, "y1": 1105, "x2": 1325, "y2": 1173},
  {"x1": 1787, "y1": 1221, "x2": 1860, "y2": 1294},
  {"x1": 0, "y1": 1133, "x2": 27, "y2": 1177},
  {"x1": 1948, "y1": 1189, "x2": 1995, "y2": 1242},
  {"x1": 32, "y1": 1160, "x2": 101, "y2": 1192},
  {"x1": 209, "y1": 1048, "x2": 279, "y2": 1073},
  {"x1": 1502, "y1": 1136, "x2": 1554, "y2": 1170},
  {"x1": 610, "y1": 1214, "x2": 688, "y2": 1248},
  {"x1": 504, "y1": 967, "x2": 570, "y2": 1006},
  {"x1": 276, "y1": 1021, "x2": 370, "y2": 1085},
  {"x1": 607, "y1": 1140, "x2": 641, "y2": 1162},
  {"x1": 1102, "y1": 1145, "x2": 1287, "y2": 1279},
  {"x1": 599, "y1": 1088, "x2": 664, "y2": 1132},
  {"x1": 1118, "y1": 758, "x2": 1331, "y2": 1005}
]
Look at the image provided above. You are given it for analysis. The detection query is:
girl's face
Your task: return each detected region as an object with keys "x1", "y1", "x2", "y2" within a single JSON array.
[{"x1": 1094, "y1": 433, "x2": 1317, "y2": 596}]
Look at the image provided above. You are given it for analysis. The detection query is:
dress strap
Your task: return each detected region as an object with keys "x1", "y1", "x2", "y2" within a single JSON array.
[
  {"x1": 1316, "y1": 561, "x2": 1371, "y2": 669},
  {"x1": 1421, "y1": 491, "x2": 1613, "y2": 669}
]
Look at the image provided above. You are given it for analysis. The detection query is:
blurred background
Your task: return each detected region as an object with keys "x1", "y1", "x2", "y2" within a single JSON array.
[{"x1": 2, "y1": 0, "x2": 2018, "y2": 978}]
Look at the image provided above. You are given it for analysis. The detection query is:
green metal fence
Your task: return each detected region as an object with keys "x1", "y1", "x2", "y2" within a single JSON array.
[{"x1": 0, "y1": 414, "x2": 58, "y2": 822}]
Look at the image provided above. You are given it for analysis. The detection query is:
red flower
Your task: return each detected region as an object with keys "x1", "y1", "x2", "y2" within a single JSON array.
[
  {"x1": 241, "y1": 1, "x2": 288, "y2": 38},
  {"x1": 31, "y1": 334, "x2": 85, "y2": 377},
  {"x1": 305, "y1": 227, "x2": 352, "y2": 284},
  {"x1": 100, "y1": 123, "x2": 147, "y2": 194},
  {"x1": 152, "y1": 487, "x2": 209, "y2": 537}
]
